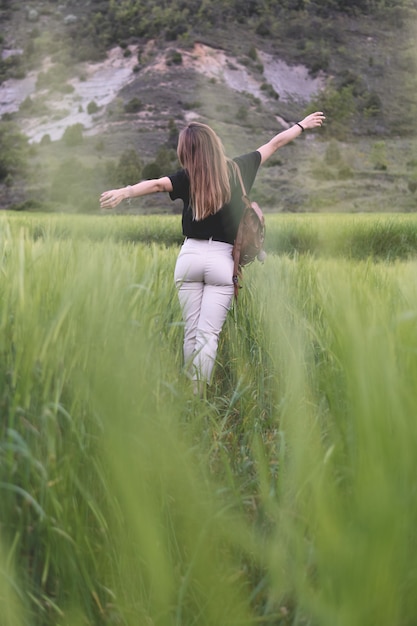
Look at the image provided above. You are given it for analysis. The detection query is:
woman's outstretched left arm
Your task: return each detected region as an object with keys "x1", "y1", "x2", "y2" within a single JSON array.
[{"x1": 257, "y1": 111, "x2": 325, "y2": 165}]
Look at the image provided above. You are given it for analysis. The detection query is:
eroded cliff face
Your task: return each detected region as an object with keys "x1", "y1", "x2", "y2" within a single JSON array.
[{"x1": 1, "y1": 42, "x2": 325, "y2": 144}]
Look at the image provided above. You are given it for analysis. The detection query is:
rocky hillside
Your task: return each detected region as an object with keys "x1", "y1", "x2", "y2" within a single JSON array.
[{"x1": 1, "y1": 0, "x2": 417, "y2": 212}]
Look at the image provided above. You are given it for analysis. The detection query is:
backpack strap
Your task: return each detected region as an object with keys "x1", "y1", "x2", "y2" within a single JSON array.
[
  {"x1": 233, "y1": 222, "x2": 243, "y2": 299},
  {"x1": 232, "y1": 165, "x2": 248, "y2": 299},
  {"x1": 236, "y1": 164, "x2": 248, "y2": 198},
  {"x1": 232, "y1": 165, "x2": 265, "y2": 300}
]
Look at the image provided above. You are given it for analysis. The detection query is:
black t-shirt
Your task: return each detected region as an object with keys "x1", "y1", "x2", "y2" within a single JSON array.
[{"x1": 169, "y1": 151, "x2": 261, "y2": 244}]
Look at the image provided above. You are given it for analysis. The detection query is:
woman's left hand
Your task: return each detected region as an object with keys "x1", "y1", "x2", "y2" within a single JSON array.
[
  {"x1": 100, "y1": 189, "x2": 124, "y2": 209},
  {"x1": 300, "y1": 111, "x2": 326, "y2": 130}
]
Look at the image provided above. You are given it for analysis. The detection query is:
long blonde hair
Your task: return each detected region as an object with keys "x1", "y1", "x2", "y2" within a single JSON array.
[{"x1": 177, "y1": 122, "x2": 232, "y2": 221}]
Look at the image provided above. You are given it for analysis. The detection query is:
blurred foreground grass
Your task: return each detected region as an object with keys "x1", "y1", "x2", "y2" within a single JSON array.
[{"x1": 1, "y1": 212, "x2": 417, "y2": 625}]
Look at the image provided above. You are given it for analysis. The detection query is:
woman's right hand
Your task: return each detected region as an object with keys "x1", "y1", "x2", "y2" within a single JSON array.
[{"x1": 100, "y1": 188, "x2": 125, "y2": 209}]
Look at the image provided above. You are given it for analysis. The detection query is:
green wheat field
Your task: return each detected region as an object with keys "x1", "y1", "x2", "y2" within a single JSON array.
[{"x1": 1, "y1": 211, "x2": 417, "y2": 626}]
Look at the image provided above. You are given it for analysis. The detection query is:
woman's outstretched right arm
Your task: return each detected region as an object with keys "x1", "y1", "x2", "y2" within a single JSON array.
[{"x1": 100, "y1": 176, "x2": 173, "y2": 209}]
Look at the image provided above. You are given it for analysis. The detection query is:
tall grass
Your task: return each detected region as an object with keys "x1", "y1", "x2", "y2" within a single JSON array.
[
  {"x1": 248, "y1": 256, "x2": 417, "y2": 625},
  {"x1": 8, "y1": 211, "x2": 417, "y2": 260},
  {"x1": 1, "y1": 212, "x2": 417, "y2": 625}
]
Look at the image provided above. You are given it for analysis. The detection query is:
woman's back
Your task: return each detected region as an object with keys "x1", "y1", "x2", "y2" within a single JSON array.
[{"x1": 169, "y1": 150, "x2": 261, "y2": 244}]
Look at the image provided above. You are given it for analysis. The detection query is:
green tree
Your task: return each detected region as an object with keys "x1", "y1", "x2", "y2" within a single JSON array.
[
  {"x1": 310, "y1": 83, "x2": 355, "y2": 139},
  {"x1": 62, "y1": 124, "x2": 84, "y2": 147},
  {"x1": 142, "y1": 162, "x2": 162, "y2": 179},
  {"x1": 124, "y1": 97, "x2": 142, "y2": 113},
  {"x1": 154, "y1": 146, "x2": 178, "y2": 171},
  {"x1": 87, "y1": 101, "x2": 100, "y2": 115},
  {"x1": 167, "y1": 118, "x2": 179, "y2": 149},
  {"x1": 50, "y1": 157, "x2": 107, "y2": 211},
  {"x1": 371, "y1": 141, "x2": 388, "y2": 170},
  {"x1": 115, "y1": 149, "x2": 143, "y2": 186},
  {"x1": 0, "y1": 122, "x2": 30, "y2": 183}
]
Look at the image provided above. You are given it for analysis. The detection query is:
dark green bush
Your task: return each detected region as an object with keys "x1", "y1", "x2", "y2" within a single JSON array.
[
  {"x1": 324, "y1": 140, "x2": 342, "y2": 166},
  {"x1": 310, "y1": 84, "x2": 355, "y2": 138},
  {"x1": 18, "y1": 96, "x2": 50, "y2": 117},
  {"x1": 260, "y1": 82, "x2": 279, "y2": 100},
  {"x1": 36, "y1": 64, "x2": 71, "y2": 91},
  {"x1": 166, "y1": 49, "x2": 183, "y2": 65},
  {"x1": 142, "y1": 162, "x2": 162, "y2": 179},
  {"x1": 124, "y1": 97, "x2": 142, "y2": 113},
  {"x1": 248, "y1": 45, "x2": 258, "y2": 61},
  {"x1": 0, "y1": 122, "x2": 30, "y2": 182},
  {"x1": 0, "y1": 54, "x2": 26, "y2": 83},
  {"x1": 49, "y1": 157, "x2": 107, "y2": 211},
  {"x1": 62, "y1": 123, "x2": 84, "y2": 147},
  {"x1": 115, "y1": 149, "x2": 143, "y2": 186},
  {"x1": 255, "y1": 19, "x2": 271, "y2": 36},
  {"x1": 40, "y1": 134, "x2": 51, "y2": 146},
  {"x1": 87, "y1": 100, "x2": 100, "y2": 115},
  {"x1": 362, "y1": 91, "x2": 383, "y2": 117}
]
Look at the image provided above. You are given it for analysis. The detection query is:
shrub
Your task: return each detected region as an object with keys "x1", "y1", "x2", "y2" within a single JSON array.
[
  {"x1": 0, "y1": 122, "x2": 30, "y2": 182},
  {"x1": 371, "y1": 141, "x2": 388, "y2": 171},
  {"x1": 62, "y1": 123, "x2": 84, "y2": 147},
  {"x1": 362, "y1": 91, "x2": 383, "y2": 117},
  {"x1": 166, "y1": 49, "x2": 182, "y2": 65},
  {"x1": 407, "y1": 177, "x2": 417, "y2": 193},
  {"x1": 324, "y1": 139, "x2": 342, "y2": 166},
  {"x1": 255, "y1": 19, "x2": 271, "y2": 36},
  {"x1": 49, "y1": 157, "x2": 107, "y2": 210},
  {"x1": 142, "y1": 162, "x2": 162, "y2": 179},
  {"x1": 310, "y1": 83, "x2": 355, "y2": 138},
  {"x1": 87, "y1": 100, "x2": 100, "y2": 115},
  {"x1": 124, "y1": 97, "x2": 142, "y2": 113},
  {"x1": 260, "y1": 82, "x2": 279, "y2": 100},
  {"x1": 36, "y1": 64, "x2": 71, "y2": 91},
  {"x1": 49, "y1": 157, "x2": 88, "y2": 203},
  {"x1": 167, "y1": 118, "x2": 179, "y2": 149},
  {"x1": 18, "y1": 96, "x2": 33, "y2": 113},
  {"x1": 248, "y1": 45, "x2": 258, "y2": 61},
  {"x1": 40, "y1": 134, "x2": 51, "y2": 146},
  {"x1": 57, "y1": 83, "x2": 75, "y2": 94},
  {"x1": 95, "y1": 139, "x2": 105, "y2": 152},
  {"x1": 155, "y1": 146, "x2": 178, "y2": 171},
  {"x1": 337, "y1": 164, "x2": 354, "y2": 179},
  {"x1": 18, "y1": 96, "x2": 49, "y2": 117},
  {"x1": 338, "y1": 69, "x2": 365, "y2": 97},
  {"x1": 236, "y1": 105, "x2": 248, "y2": 122},
  {"x1": 115, "y1": 149, "x2": 143, "y2": 186}
]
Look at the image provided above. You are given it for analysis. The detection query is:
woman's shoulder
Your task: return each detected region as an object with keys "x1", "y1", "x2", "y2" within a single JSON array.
[
  {"x1": 232, "y1": 151, "x2": 261, "y2": 179},
  {"x1": 233, "y1": 150, "x2": 261, "y2": 166},
  {"x1": 169, "y1": 168, "x2": 188, "y2": 183},
  {"x1": 233, "y1": 152, "x2": 262, "y2": 180},
  {"x1": 168, "y1": 168, "x2": 189, "y2": 201},
  {"x1": 231, "y1": 151, "x2": 261, "y2": 193},
  {"x1": 169, "y1": 168, "x2": 189, "y2": 190}
]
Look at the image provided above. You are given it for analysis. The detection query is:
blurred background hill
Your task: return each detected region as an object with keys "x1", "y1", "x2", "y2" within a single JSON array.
[{"x1": 1, "y1": 0, "x2": 417, "y2": 213}]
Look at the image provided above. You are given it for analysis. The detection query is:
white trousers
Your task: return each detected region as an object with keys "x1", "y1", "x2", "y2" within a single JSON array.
[{"x1": 174, "y1": 238, "x2": 234, "y2": 383}]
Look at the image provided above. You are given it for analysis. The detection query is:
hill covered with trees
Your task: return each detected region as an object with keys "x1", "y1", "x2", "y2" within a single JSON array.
[{"x1": 1, "y1": 0, "x2": 417, "y2": 212}]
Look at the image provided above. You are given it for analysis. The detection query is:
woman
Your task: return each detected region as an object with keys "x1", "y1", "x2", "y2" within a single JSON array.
[{"x1": 100, "y1": 112, "x2": 325, "y2": 392}]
